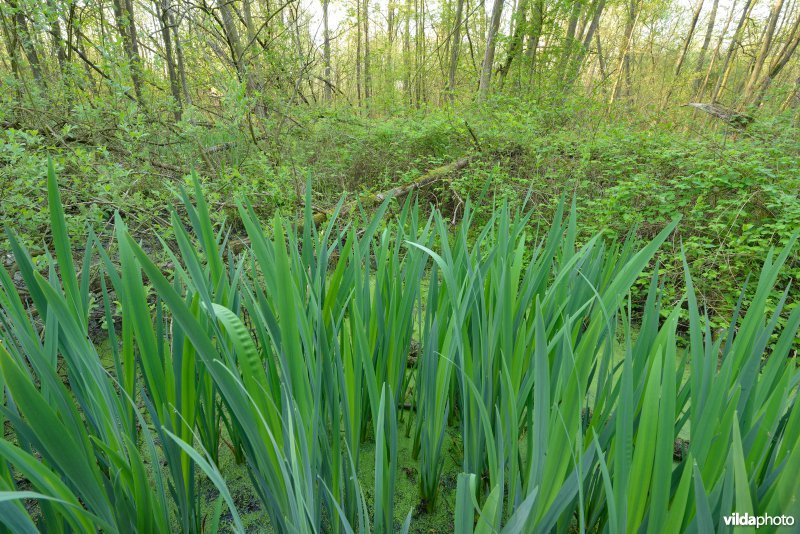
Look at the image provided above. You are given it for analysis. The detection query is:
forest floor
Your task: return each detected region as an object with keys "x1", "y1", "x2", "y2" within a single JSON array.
[{"x1": 5, "y1": 102, "x2": 799, "y2": 336}]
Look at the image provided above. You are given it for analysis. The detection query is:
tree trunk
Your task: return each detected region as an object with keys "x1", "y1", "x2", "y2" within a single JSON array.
[
  {"x1": 711, "y1": 0, "x2": 755, "y2": 102},
  {"x1": 497, "y1": 0, "x2": 528, "y2": 87},
  {"x1": 111, "y1": 0, "x2": 145, "y2": 103},
  {"x1": 77, "y1": 33, "x2": 98, "y2": 93},
  {"x1": 415, "y1": 0, "x2": 423, "y2": 106},
  {"x1": 693, "y1": 0, "x2": 719, "y2": 89},
  {"x1": 781, "y1": 74, "x2": 800, "y2": 110},
  {"x1": 364, "y1": 0, "x2": 371, "y2": 100},
  {"x1": 748, "y1": 12, "x2": 800, "y2": 108},
  {"x1": 446, "y1": 0, "x2": 465, "y2": 101},
  {"x1": 8, "y1": 0, "x2": 44, "y2": 87},
  {"x1": 525, "y1": 0, "x2": 543, "y2": 81},
  {"x1": 219, "y1": 0, "x2": 264, "y2": 124},
  {"x1": 45, "y1": 0, "x2": 67, "y2": 75},
  {"x1": 241, "y1": 0, "x2": 256, "y2": 44},
  {"x1": 169, "y1": 5, "x2": 191, "y2": 105},
  {"x1": 356, "y1": 0, "x2": 362, "y2": 105},
  {"x1": 323, "y1": 0, "x2": 332, "y2": 101},
  {"x1": 124, "y1": 0, "x2": 145, "y2": 97},
  {"x1": 580, "y1": 0, "x2": 606, "y2": 52},
  {"x1": 557, "y1": 0, "x2": 582, "y2": 82},
  {"x1": 695, "y1": 0, "x2": 736, "y2": 99},
  {"x1": 288, "y1": 156, "x2": 474, "y2": 235},
  {"x1": 564, "y1": 0, "x2": 607, "y2": 86},
  {"x1": 477, "y1": 0, "x2": 504, "y2": 101},
  {"x1": 0, "y1": 5, "x2": 22, "y2": 93},
  {"x1": 660, "y1": 0, "x2": 704, "y2": 109},
  {"x1": 404, "y1": 0, "x2": 411, "y2": 103},
  {"x1": 218, "y1": 0, "x2": 244, "y2": 75},
  {"x1": 387, "y1": 0, "x2": 395, "y2": 95},
  {"x1": 610, "y1": 0, "x2": 639, "y2": 104},
  {"x1": 595, "y1": 31, "x2": 607, "y2": 82},
  {"x1": 674, "y1": 0, "x2": 704, "y2": 78},
  {"x1": 157, "y1": 0, "x2": 182, "y2": 120},
  {"x1": 741, "y1": 0, "x2": 787, "y2": 106}
]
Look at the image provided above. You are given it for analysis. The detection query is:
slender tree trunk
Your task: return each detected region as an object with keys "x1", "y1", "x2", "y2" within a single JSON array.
[
  {"x1": 99, "y1": 0, "x2": 108, "y2": 46},
  {"x1": 711, "y1": 0, "x2": 755, "y2": 102},
  {"x1": 169, "y1": 5, "x2": 190, "y2": 105},
  {"x1": 525, "y1": 0, "x2": 543, "y2": 82},
  {"x1": 581, "y1": 0, "x2": 606, "y2": 52},
  {"x1": 660, "y1": 0, "x2": 704, "y2": 109},
  {"x1": 404, "y1": 0, "x2": 411, "y2": 104},
  {"x1": 291, "y1": 4, "x2": 303, "y2": 63},
  {"x1": 446, "y1": 0, "x2": 465, "y2": 101},
  {"x1": 741, "y1": 0, "x2": 786, "y2": 105},
  {"x1": 387, "y1": 0, "x2": 395, "y2": 95},
  {"x1": 111, "y1": 0, "x2": 145, "y2": 103},
  {"x1": 219, "y1": 0, "x2": 263, "y2": 124},
  {"x1": 8, "y1": 0, "x2": 44, "y2": 86},
  {"x1": 595, "y1": 31, "x2": 607, "y2": 81},
  {"x1": 356, "y1": 0, "x2": 362, "y2": 105},
  {"x1": 241, "y1": 0, "x2": 256, "y2": 43},
  {"x1": 124, "y1": 0, "x2": 145, "y2": 96},
  {"x1": 749, "y1": 12, "x2": 800, "y2": 107},
  {"x1": 693, "y1": 0, "x2": 719, "y2": 89},
  {"x1": 477, "y1": 0, "x2": 486, "y2": 48},
  {"x1": 0, "y1": 5, "x2": 22, "y2": 93},
  {"x1": 477, "y1": 0, "x2": 504, "y2": 100},
  {"x1": 421, "y1": 0, "x2": 427, "y2": 103},
  {"x1": 557, "y1": 0, "x2": 582, "y2": 82},
  {"x1": 696, "y1": 0, "x2": 736, "y2": 99},
  {"x1": 157, "y1": 0, "x2": 182, "y2": 119},
  {"x1": 564, "y1": 0, "x2": 606, "y2": 86},
  {"x1": 77, "y1": 33, "x2": 98, "y2": 93},
  {"x1": 781, "y1": 74, "x2": 800, "y2": 110},
  {"x1": 774, "y1": 0, "x2": 797, "y2": 37},
  {"x1": 415, "y1": 0, "x2": 423, "y2": 106},
  {"x1": 610, "y1": 0, "x2": 639, "y2": 104},
  {"x1": 364, "y1": 0, "x2": 371, "y2": 100},
  {"x1": 497, "y1": 0, "x2": 528, "y2": 87},
  {"x1": 674, "y1": 0, "x2": 704, "y2": 78},
  {"x1": 322, "y1": 0, "x2": 332, "y2": 100},
  {"x1": 45, "y1": 0, "x2": 67, "y2": 75},
  {"x1": 219, "y1": 0, "x2": 244, "y2": 74}
]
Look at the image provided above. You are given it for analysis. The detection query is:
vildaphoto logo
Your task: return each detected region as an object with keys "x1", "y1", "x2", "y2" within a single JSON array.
[{"x1": 722, "y1": 513, "x2": 795, "y2": 528}]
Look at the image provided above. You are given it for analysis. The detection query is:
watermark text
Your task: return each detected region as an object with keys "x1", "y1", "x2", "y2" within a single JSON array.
[{"x1": 722, "y1": 513, "x2": 795, "y2": 528}]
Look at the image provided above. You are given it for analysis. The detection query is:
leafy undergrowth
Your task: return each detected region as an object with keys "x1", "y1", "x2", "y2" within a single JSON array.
[{"x1": 3, "y1": 102, "x2": 798, "y2": 335}]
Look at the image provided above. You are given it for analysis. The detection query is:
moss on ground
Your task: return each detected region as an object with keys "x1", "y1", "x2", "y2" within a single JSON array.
[
  {"x1": 207, "y1": 412, "x2": 461, "y2": 532},
  {"x1": 356, "y1": 413, "x2": 460, "y2": 533}
]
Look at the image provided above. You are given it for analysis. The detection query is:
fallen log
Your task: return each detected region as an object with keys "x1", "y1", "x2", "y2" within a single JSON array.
[
  {"x1": 150, "y1": 160, "x2": 183, "y2": 174},
  {"x1": 230, "y1": 155, "x2": 473, "y2": 253},
  {"x1": 685, "y1": 102, "x2": 754, "y2": 129},
  {"x1": 376, "y1": 156, "x2": 472, "y2": 202},
  {"x1": 309, "y1": 155, "x2": 473, "y2": 229}
]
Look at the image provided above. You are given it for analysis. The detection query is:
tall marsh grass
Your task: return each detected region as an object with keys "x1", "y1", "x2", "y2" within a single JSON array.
[{"x1": 0, "y1": 164, "x2": 798, "y2": 532}]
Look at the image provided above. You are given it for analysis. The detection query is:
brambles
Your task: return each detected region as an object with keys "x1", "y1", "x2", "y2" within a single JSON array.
[{"x1": 0, "y1": 167, "x2": 798, "y2": 532}]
